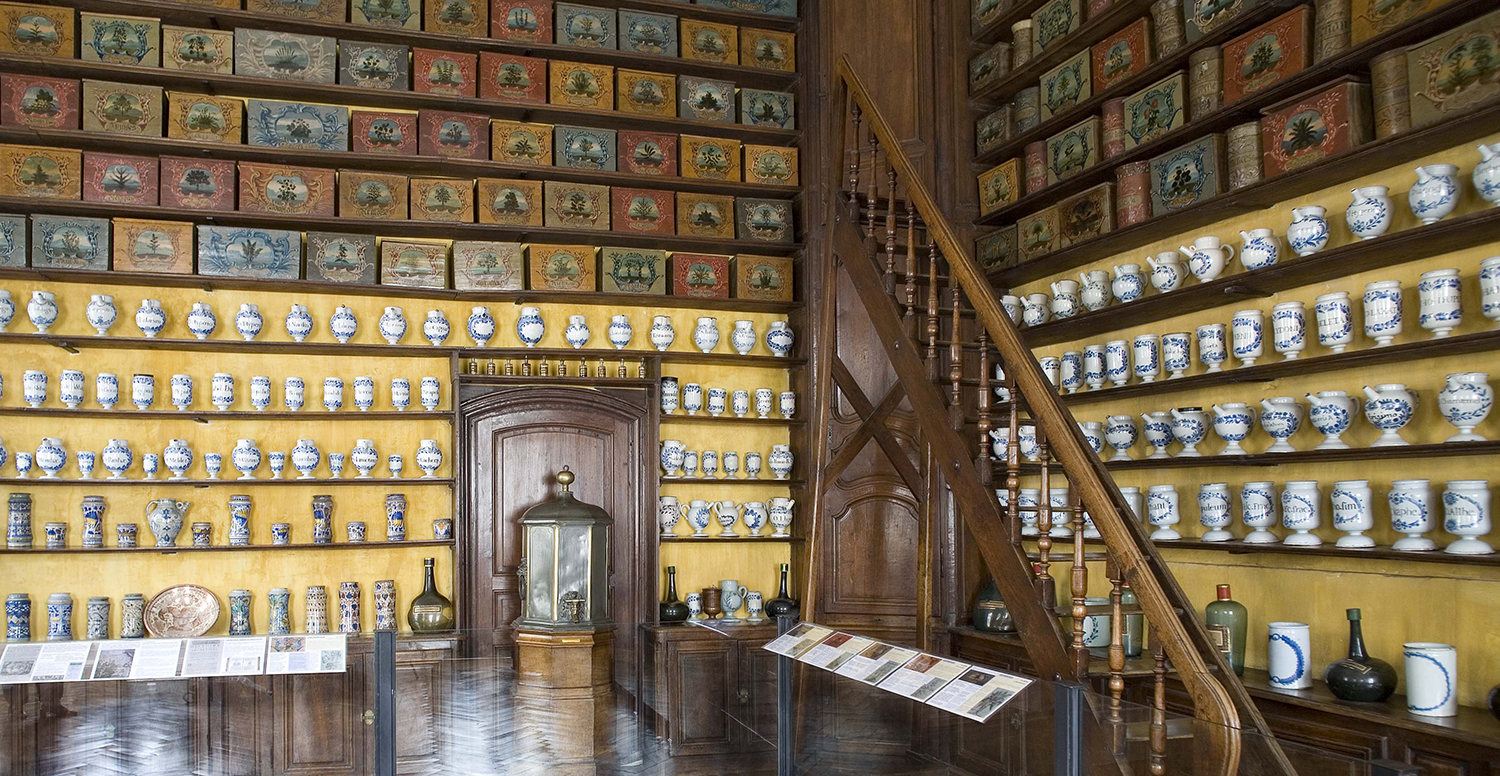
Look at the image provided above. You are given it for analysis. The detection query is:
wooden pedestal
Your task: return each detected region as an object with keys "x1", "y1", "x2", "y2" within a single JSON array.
[{"x1": 514, "y1": 627, "x2": 617, "y2": 774}]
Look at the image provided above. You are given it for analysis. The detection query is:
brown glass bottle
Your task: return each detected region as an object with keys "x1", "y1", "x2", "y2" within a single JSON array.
[
  {"x1": 407, "y1": 557, "x2": 455, "y2": 632},
  {"x1": 764, "y1": 563, "x2": 800, "y2": 617}
]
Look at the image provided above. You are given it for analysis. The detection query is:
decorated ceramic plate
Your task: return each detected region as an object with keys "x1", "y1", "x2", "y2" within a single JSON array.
[{"x1": 144, "y1": 584, "x2": 220, "y2": 637}]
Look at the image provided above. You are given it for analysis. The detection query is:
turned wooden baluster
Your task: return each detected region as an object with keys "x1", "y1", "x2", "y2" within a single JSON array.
[
  {"x1": 1150, "y1": 623, "x2": 1168, "y2": 776},
  {"x1": 1106, "y1": 557, "x2": 1127, "y2": 749},
  {"x1": 903, "y1": 201, "x2": 918, "y2": 332},
  {"x1": 865, "y1": 134, "x2": 881, "y2": 239},
  {"x1": 1004, "y1": 371, "x2": 1021, "y2": 545},
  {"x1": 846, "y1": 103, "x2": 862, "y2": 217},
  {"x1": 1035, "y1": 421, "x2": 1054, "y2": 607},
  {"x1": 976, "y1": 332, "x2": 991, "y2": 487},
  {"x1": 948, "y1": 285, "x2": 963, "y2": 425},
  {"x1": 925, "y1": 243, "x2": 940, "y2": 382},
  {"x1": 1069, "y1": 486, "x2": 1089, "y2": 678},
  {"x1": 883, "y1": 164, "x2": 898, "y2": 294}
]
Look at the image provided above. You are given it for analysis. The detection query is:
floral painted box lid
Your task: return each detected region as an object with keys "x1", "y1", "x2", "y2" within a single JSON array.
[
  {"x1": 740, "y1": 89, "x2": 795, "y2": 129},
  {"x1": 736, "y1": 197, "x2": 794, "y2": 243},
  {"x1": 1, "y1": 74, "x2": 79, "y2": 130},
  {"x1": 619, "y1": 131, "x2": 678, "y2": 176},
  {"x1": 549, "y1": 60, "x2": 615, "y2": 109},
  {"x1": 410, "y1": 177, "x2": 475, "y2": 222},
  {"x1": 80, "y1": 12, "x2": 159, "y2": 67},
  {"x1": 82, "y1": 80, "x2": 162, "y2": 137},
  {"x1": 745, "y1": 144, "x2": 797, "y2": 185},
  {"x1": 237, "y1": 161, "x2": 336, "y2": 217},
  {"x1": 353, "y1": 0, "x2": 420, "y2": 29},
  {"x1": 1091, "y1": 17, "x2": 1152, "y2": 93},
  {"x1": 1016, "y1": 205, "x2": 1059, "y2": 263},
  {"x1": 679, "y1": 76, "x2": 736, "y2": 122},
  {"x1": 247, "y1": 0, "x2": 347, "y2": 22},
  {"x1": 197, "y1": 225, "x2": 302, "y2": 279},
  {"x1": 1185, "y1": 0, "x2": 1251, "y2": 45},
  {"x1": 159, "y1": 156, "x2": 234, "y2": 211},
  {"x1": 611, "y1": 186, "x2": 675, "y2": 233},
  {"x1": 740, "y1": 28, "x2": 795, "y2": 71},
  {"x1": 1353, "y1": 0, "x2": 1458, "y2": 45},
  {"x1": 677, "y1": 192, "x2": 735, "y2": 239},
  {"x1": 528, "y1": 243, "x2": 597, "y2": 291},
  {"x1": 969, "y1": 40, "x2": 1010, "y2": 93},
  {"x1": 453, "y1": 240, "x2": 524, "y2": 290},
  {"x1": 353, "y1": 110, "x2": 418, "y2": 155},
  {"x1": 413, "y1": 48, "x2": 478, "y2": 96},
  {"x1": 1405, "y1": 8, "x2": 1500, "y2": 128},
  {"x1": 975, "y1": 105, "x2": 1011, "y2": 156},
  {"x1": 339, "y1": 169, "x2": 409, "y2": 220},
  {"x1": 306, "y1": 231, "x2": 378, "y2": 284},
  {"x1": 162, "y1": 26, "x2": 233, "y2": 73},
  {"x1": 1041, "y1": 49, "x2": 1091, "y2": 122},
  {"x1": 683, "y1": 18, "x2": 737, "y2": 64},
  {"x1": 31, "y1": 215, "x2": 110, "y2": 271},
  {"x1": 479, "y1": 52, "x2": 547, "y2": 103},
  {"x1": 620, "y1": 10, "x2": 678, "y2": 57},
  {"x1": 420, "y1": 110, "x2": 490, "y2": 159},
  {"x1": 696, "y1": 0, "x2": 796, "y2": 18},
  {"x1": 1031, "y1": 0, "x2": 1082, "y2": 56},
  {"x1": 0, "y1": 213, "x2": 24, "y2": 268},
  {"x1": 166, "y1": 91, "x2": 243, "y2": 145},
  {"x1": 491, "y1": 0, "x2": 551, "y2": 41},
  {"x1": 544, "y1": 180, "x2": 611, "y2": 230},
  {"x1": 975, "y1": 224, "x2": 1018, "y2": 270},
  {"x1": 1045, "y1": 116, "x2": 1099, "y2": 185},
  {"x1": 555, "y1": 3, "x2": 617, "y2": 49},
  {"x1": 234, "y1": 28, "x2": 337, "y2": 84},
  {"x1": 491, "y1": 120, "x2": 554, "y2": 166},
  {"x1": 618, "y1": 69, "x2": 677, "y2": 117},
  {"x1": 113, "y1": 218, "x2": 193, "y2": 274},
  {"x1": 0, "y1": 2, "x2": 73, "y2": 59},
  {"x1": 427, "y1": 0, "x2": 487, "y2": 38},
  {"x1": 83, "y1": 151, "x2": 157, "y2": 206},
  {"x1": 477, "y1": 177, "x2": 544, "y2": 226},
  {"x1": 1148, "y1": 133, "x2": 1225, "y2": 215},
  {"x1": 681, "y1": 135, "x2": 742, "y2": 180},
  {"x1": 1259, "y1": 76, "x2": 1371, "y2": 177},
  {"x1": 554, "y1": 125, "x2": 617, "y2": 171},
  {"x1": 1122, "y1": 72, "x2": 1186, "y2": 151},
  {"x1": 0, "y1": 143, "x2": 80, "y2": 200},
  {"x1": 670, "y1": 252, "x2": 730, "y2": 297},
  {"x1": 600, "y1": 247, "x2": 668, "y2": 294},
  {"x1": 1056, "y1": 181, "x2": 1114, "y2": 248},
  {"x1": 732, "y1": 253, "x2": 793, "y2": 301},
  {"x1": 381, "y1": 239, "x2": 449, "y2": 288},
  {"x1": 247, "y1": 99, "x2": 349, "y2": 151},
  {"x1": 1222, "y1": 6, "x2": 1310, "y2": 106},
  {"x1": 339, "y1": 41, "x2": 411, "y2": 91},
  {"x1": 977, "y1": 158, "x2": 1020, "y2": 216}
]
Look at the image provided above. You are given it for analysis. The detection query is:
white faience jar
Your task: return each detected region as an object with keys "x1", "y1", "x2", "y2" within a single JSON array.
[
  {"x1": 1059, "y1": 350, "x2": 1082, "y2": 393},
  {"x1": 416, "y1": 439, "x2": 443, "y2": 478},
  {"x1": 693, "y1": 317, "x2": 720, "y2": 353},
  {"x1": 1161, "y1": 332, "x2": 1190, "y2": 378},
  {"x1": 1363, "y1": 383, "x2": 1416, "y2": 447},
  {"x1": 1079, "y1": 269, "x2": 1110, "y2": 310},
  {"x1": 1049, "y1": 280, "x2": 1080, "y2": 318},
  {"x1": 321, "y1": 376, "x2": 343, "y2": 412},
  {"x1": 95, "y1": 373, "x2": 117, "y2": 409},
  {"x1": 1280, "y1": 480, "x2": 1322, "y2": 546},
  {"x1": 1146, "y1": 253, "x2": 1184, "y2": 292},
  {"x1": 102, "y1": 438, "x2": 132, "y2": 479},
  {"x1": 232, "y1": 439, "x2": 261, "y2": 480},
  {"x1": 164, "y1": 439, "x2": 193, "y2": 480},
  {"x1": 350, "y1": 439, "x2": 379, "y2": 478},
  {"x1": 170, "y1": 374, "x2": 193, "y2": 410},
  {"x1": 1211, "y1": 403, "x2": 1253, "y2": 455},
  {"x1": 1238, "y1": 229, "x2": 1280, "y2": 270},
  {"x1": 1346, "y1": 185, "x2": 1392, "y2": 240},
  {"x1": 353, "y1": 376, "x2": 375, "y2": 411},
  {"x1": 1178, "y1": 236, "x2": 1235, "y2": 281},
  {"x1": 27, "y1": 290, "x2": 57, "y2": 333},
  {"x1": 235, "y1": 303, "x2": 263, "y2": 341},
  {"x1": 1331, "y1": 479, "x2": 1375, "y2": 548},
  {"x1": 1000, "y1": 295, "x2": 1022, "y2": 324},
  {"x1": 35, "y1": 438, "x2": 65, "y2": 478},
  {"x1": 658, "y1": 496, "x2": 681, "y2": 536},
  {"x1": 1119, "y1": 487, "x2": 1143, "y2": 522},
  {"x1": 1404, "y1": 643, "x2": 1459, "y2": 717},
  {"x1": 1363, "y1": 280, "x2": 1403, "y2": 346},
  {"x1": 1105, "y1": 339, "x2": 1129, "y2": 386},
  {"x1": 1198, "y1": 483, "x2": 1234, "y2": 542},
  {"x1": 650, "y1": 315, "x2": 675, "y2": 351},
  {"x1": 989, "y1": 428, "x2": 1010, "y2": 461},
  {"x1": 730, "y1": 320, "x2": 756, "y2": 355},
  {"x1": 423, "y1": 309, "x2": 450, "y2": 346},
  {"x1": 682, "y1": 382, "x2": 703, "y2": 415},
  {"x1": 768, "y1": 445, "x2": 794, "y2": 480},
  {"x1": 1047, "y1": 487, "x2": 1073, "y2": 537},
  {"x1": 1017, "y1": 489, "x2": 1040, "y2": 536},
  {"x1": 1132, "y1": 334, "x2": 1160, "y2": 383},
  {"x1": 1268, "y1": 622, "x2": 1313, "y2": 689},
  {"x1": 1231, "y1": 309, "x2": 1264, "y2": 365},
  {"x1": 515, "y1": 306, "x2": 547, "y2": 347},
  {"x1": 378, "y1": 306, "x2": 406, "y2": 344},
  {"x1": 685, "y1": 500, "x2": 712, "y2": 537},
  {"x1": 1141, "y1": 411, "x2": 1173, "y2": 458},
  {"x1": 1110, "y1": 264, "x2": 1145, "y2": 302},
  {"x1": 1021, "y1": 293, "x2": 1050, "y2": 327},
  {"x1": 420, "y1": 377, "x2": 441, "y2": 411},
  {"x1": 291, "y1": 439, "x2": 320, "y2": 479},
  {"x1": 1287, "y1": 206, "x2": 1329, "y2": 256},
  {"x1": 1259, "y1": 396, "x2": 1303, "y2": 453},
  {"x1": 609, "y1": 315, "x2": 633, "y2": 349},
  {"x1": 779, "y1": 391, "x2": 796, "y2": 418},
  {"x1": 1306, "y1": 391, "x2": 1358, "y2": 450},
  {"x1": 1389, "y1": 479, "x2": 1436, "y2": 551},
  {"x1": 741, "y1": 502, "x2": 767, "y2": 536},
  {"x1": 1146, "y1": 485, "x2": 1180, "y2": 541},
  {"x1": 1270, "y1": 301, "x2": 1306, "y2": 359},
  {"x1": 283, "y1": 303, "x2": 313, "y2": 342},
  {"x1": 323, "y1": 306, "x2": 356, "y2": 345},
  {"x1": 769, "y1": 497, "x2": 795, "y2": 537},
  {"x1": 1196, "y1": 324, "x2": 1227, "y2": 372},
  {"x1": 660, "y1": 440, "x2": 685, "y2": 477},
  {"x1": 1417, "y1": 268, "x2": 1462, "y2": 338},
  {"x1": 0, "y1": 289, "x2": 12, "y2": 331},
  {"x1": 134, "y1": 299, "x2": 166, "y2": 338},
  {"x1": 765, "y1": 321, "x2": 794, "y2": 356},
  {"x1": 464, "y1": 306, "x2": 494, "y2": 347},
  {"x1": 284, "y1": 376, "x2": 305, "y2": 411},
  {"x1": 1476, "y1": 143, "x2": 1500, "y2": 206},
  {"x1": 1241, "y1": 482, "x2": 1279, "y2": 543},
  {"x1": 130, "y1": 373, "x2": 154, "y2": 410},
  {"x1": 185, "y1": 302, "x2": 215, "y2": 340},
  {"x1": 58, "y1": 370, "x2": 84, "y2": 409},
  {"x1": 1170, "y1": 407, "x2": 1207, "y2": 457},
  {"x1": 1442, "y1": 479, "x2": 1492, "y2": 555},
  {"x1": 1079, "y1": 421, "x2": 1104, "y2": 455},
  {"x1": 1313, "y1": 292, "x2": 1353, "y2": 353},
  {"x1": 1083, "y1": 345, "x2": 1106, "y2": 389},
  {"x1": 86, "y1": 294, "x2": 117, "y2": 335},
  {"x1": 564, "y1": 315, "x2": 590, "y2": 349},
  {"x1": 1481, "y1": 257, "x2": 1500, "y2": 328},
  {"x1": 1039, "y1": 357, "x2": 1060, "y2": 387},
  {"x1": 1104, "y1": 414, "x2": 1137, "y2": 460},
  {"x1": 390, "y1": 378, "x2": 409, "y2": 411},
  {"x1": 1410, "y1": 164, "x2": 1460, "y2": 224},
  {"x1": 1437, "y1": 372, "x2": 1492, "y2": 442}
]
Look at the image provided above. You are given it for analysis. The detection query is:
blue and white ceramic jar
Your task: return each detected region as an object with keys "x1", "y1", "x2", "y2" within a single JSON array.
[
  {"x1": 134, "y1": 299, "x2": 166, "y2": 338},
  {"x1": 1147, "y1": 485, "x2": 1180, "y2": 540},
  {"x1": 147, "y1": 497, "x2": 189, "y2": 546},
  {"x1": 322, "y1": 376, "x2": 343, "y2": 411},
  {"x1": 0, "y1": 437, "x2": 7, "y2": 474},
  {"x1": 515, "y1": 306, "x2": 543, "y2": 347},
  {"x1": 268, "y1": 588, "x2": 290, "y2": 634},
  {"x1": 693, "y1": 317, "x2": 720, "y2": 353},
  {"x1": 291, "y1": 439, "x2": 320, "y2": 478},
  {"x1": 346, "y1": 521, "x2": 365, "y2": 543},
  {"x1": 45, "y1": 593, "x2": 72, "y2": 641},
  {"x1": 1146, "y1": 254, "x2": 1183, "y2": 293},
  {"x1": 1363, "y1": 280, "x2": 1403, "y2": 346},
  {"x1": 86, "y1": 294, "x2": 117, "y2": 335},
  {"x1": 1404, "y1": 643, "x2": 1458, "y2": 717},
  {"x1": 351, "y1": 439, "x2": 378, "y2": 478},
  {"x1": 1417, "y1": 268, "x2": 1462, "y2": 338},
  {"x1": 1271, "y1": 301, "x2": 1306, "y2": 359},
  {"x1": 102, "y1": 438, "x2": 132, "y2": 479},
  {"x1": 116, "y1": 523, "x2": 137, "y2": 548},
  {"x1": 353, "y1": 376, "x2": 375, "y2": 412},
  {"x1": 6, "y1": 593, "x2": 30, "y2": 641},
  {"x1": 13, "y1": 453, "x2": 29, "y2": 478},
  {"x1": 330, "y1": 305, "x2": 358, "y2": 343},
  {"x1": 766, "y1": 321, "x2": 794, "y2": 357},
  {"x1": 338, "y1": 582, "x2": 360, "y2": 634},
  {"x1": 1476, "y1": 143, "x2": 1500, "y2": 206},
  {"x1": 1281, "y1": 481, "x2": 1322, "y2": 546},
  {"x1": 284, "y1": 376, "x2": 304, "y2": 412},
  {"x1": 131, "y1": 373, "x2": 155, "y2": 410},
  {"x1": 249, "y1": 375, "x2": 271, "y2": 411},
  {"x1": 311, "y1": 495, "x2": 333, "y2": 544},
  {"x1": 285, "y1": 303, "x2": 313, "y2": 342},
  {"x1": 85, "y1": 597, "x2": 109, "y2": 640},
  {"x1": 1331, "y1": 479, "x2": 1375, "y2": 548},
  {"x1": 235, "y1": 303, "x2": 263, "y2": 340},
  {"x1": 0, "y1": 289, "x2": 13, "y2": 332},
  {"x1": 1231, "y1": 309, "x2": 1264, "y2": 365},
  {"x1": 59, "y1": 370, "x2": 84, "y2": 408},
  {"x1": 1437, "y1": 372, "x2": 1492, "y2": 443},
  {"x1": 80, "y1": 496, "x2": 104, "y2": 548},
  {"x1": 305, "y1": 586, "x2": 328, "y2": 634},
  {"x1": 433, "y1": 518, "x2": 453, "y2": 541},
  {"x1": 1132, "y1": 334, "x2": 1160, "y2": 383},
  {"x1": 27, "y1": 290, "x2": 57, "y2": 333},
  {"x1": 228, "y1": 494, "x2": 252, "y2": 545},
  {"x1": 650, "y1": 315, "x2": 675, "y2": 351},
  {"x1": 163, "y1": 438, "x2": 193, "y2": 479},
  {"x1": 416, "y1": 439, "x2": 442, "y2": 478},
  {"x1": 1169, "y1": 407, "x2": 1207, "y2": 457},
  {"x1": 390, "y1": 378, "x2": 410, "y2": 411},
  {"x1": 1306, "y1": 391, "x2": 1356, "y2": 450},
  {"x1": 1287, "y1": 206, "x2": 1329, "y2": 256},
  {"x1": 120, "y1": 593, "x2": 145, "y2": 638},
  {"x1": 1104, "y1": 339, "x2": 1129, "y2": 386},
  {"x1": 1237, "y1": 229, "x2": 1280, "y2": 270},
  {"x1": 186, "y1": 302, "x2": 216, "y2": 339},
  {"x1": 43, "y1": 521, "x2": 65, "y2": 549},
  {"x1": 1313, "y1": 292, "x2": 1353, "y2": 353},
  {"x1": 1443, "y1": 479, "x2": 1494, "y2": 555},
  {"x1": 95, "y1": 372, "x2": 118, "y2": 409},
  {"x1": 1268, "y1": 622, "x2": 1311, "y2": 688},
  {"x1": 191, "y1": 522, "x2": 211, "y2": 546},
  {"x1": 1259, "y1": 397, "x2": 1303, "y2": 453},
  {"x1": 768, "y1": 444, "x2": 794, "y2": 480},
  {"x1": 378, "y1": 306, "x2": 406, "y2": 344},
  {"x1": 608, "y1": 314, "x2": 633, "y2": 349},
  {"x1": 681, "y1": 382, "x2": 703, "y2": 415},
  {"x1": 423, "y1": 309, "x2": 450, "y2": 346},
  {"x1": 228, "y1": 589, "x2": 251, "y2": 635},
  {"x1": 731, "y1": 320, "x2": 757, "y2": 355},
  {"x1": 35, "y1": 438, "x2": 65, "y2": 479},
  {"x1": 22, "y1": 369, "x2": 46, "y2": 408},
  {"x1": 7, "y1": 493, "x2": 31, "y2": 548},
  {"x1": 1346, "y1": 185, "x2": 1391, "y2": 240},
  {"x1": 373, "y1": 580, "x2": 396, "y2": 631},
  {"x1": 232, "y1": 439, "x2": 261, "y2": 480},
  {"x1": 385, "y1": 493, "x2": 406, "y2": 541},
  {"x1": 170, "y1": 374, "x2": 193, "y2": 411},
  {"x1": 1241, "y1": 482, "x2": 1279, "y2": 544},
  {"x1": 420, "y1": 377, "x2": 441, "y2": 411},
  {"x1": 1211, "y1": 403, "x2": 1253, "y2": 455},
  {"x1": 1410, "y1": 164, "x2": 1460, "y2": 224},
  {"x1": 1199, "y1": 483, "x2": 1234, "y2": 542},
  {"x1": 565, "y1": 315, "x2": 590, "y2": 348}
]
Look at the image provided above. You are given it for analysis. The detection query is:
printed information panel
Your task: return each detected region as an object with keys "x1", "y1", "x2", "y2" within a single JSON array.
[{"x1": 1, "y1": 635, "x2": 348, "y2": 683}]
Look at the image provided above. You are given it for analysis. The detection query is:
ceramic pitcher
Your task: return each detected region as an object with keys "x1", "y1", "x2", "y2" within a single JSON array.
[
  {"x1": 146, "y1": 498, "x2": 190, "y2": 547},
  {"x1": 1178, "y1": 236, "x2": 1235, "y2": 281},
  {"x1": 1078, "y1": 270, "x2": 1110, "y2": 310}
]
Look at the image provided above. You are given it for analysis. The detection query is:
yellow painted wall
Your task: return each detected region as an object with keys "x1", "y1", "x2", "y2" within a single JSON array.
[
  {"x1": 1, "y1": 276, "x2": 795, "y2": 636},
  {"x1": 1014, "y1": 129, "x2": 1500, "y2": 707}
]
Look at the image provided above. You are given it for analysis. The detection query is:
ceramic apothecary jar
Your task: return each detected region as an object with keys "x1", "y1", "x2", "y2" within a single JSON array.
[
  {"x1": 1410, "y1": 164, "x2": 1460, "y2": 224},
  {"x1": 1437, "y1": 372, "x2": 1492, "y2": 442},
  {"x1": 1346, "y1": 186, "x2": 1392, "y2": 239}
]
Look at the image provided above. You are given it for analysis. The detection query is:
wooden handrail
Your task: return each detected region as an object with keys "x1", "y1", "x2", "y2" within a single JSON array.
[{"x1": 833, "y1": 55, "x2": 1297, "y2": 776}]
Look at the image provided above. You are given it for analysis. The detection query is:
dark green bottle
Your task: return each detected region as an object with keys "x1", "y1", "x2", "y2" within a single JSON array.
[
  {"x1": 1324, "y1": 609, "x2": 1397, "y2": 702},
  {"x1": 1203, "y1": 584, "x2": 1247, "y2": 676},
  {"x1": 971, "y1": 577, "x2": 1014, "y2": 633},
  {"x1": 764, "y1": 564, "x2": 799, "y2": 618},
  {"x1": 407, "y1": 557, "x2": 455, "y2": 632},
  {"x1": 659, "y1": 566, "x2": 690, "y2": 622}
]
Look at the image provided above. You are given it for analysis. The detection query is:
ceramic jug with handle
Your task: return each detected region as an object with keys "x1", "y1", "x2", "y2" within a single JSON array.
[
  {"x1": 1475, "y1": 143, "x2": 1500, "y2": 206},
  {"x1": 1078, "y1": 270, "x2": 1110, "y2": 310},
  {"x1": 1238, "y1": 229, "x2": 1280, "y2": 270},
  {"x1": 1146, "y1": 253, "x2": 1184, "y2": 292},
  {"x1": 1178, "y1": 237, "x2": 1235, "y2": 281},
  {"x1": 1410, "y1": 164, "x2": 1460, "y2": 224},
  {"x1": 146, "y1": 498, "x2": 190, "y2": 547},
  {"x1": 1111, "y1": 264, "x2": 1145, "y2": 302}
]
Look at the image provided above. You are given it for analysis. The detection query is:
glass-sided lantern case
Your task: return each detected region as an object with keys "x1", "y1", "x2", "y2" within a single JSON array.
[{"x1": 518, "y1": 467, "x2": 612, "y2": 631}]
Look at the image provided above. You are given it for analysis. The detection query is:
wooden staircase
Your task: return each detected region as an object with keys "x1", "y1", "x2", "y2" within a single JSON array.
[{"x1": 826, "y1": 57, "x2": 1298, "y2": 776}]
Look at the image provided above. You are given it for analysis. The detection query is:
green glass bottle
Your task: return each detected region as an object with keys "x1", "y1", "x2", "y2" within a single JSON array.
[
  {"x1": 1203, "y1": 584, "x2": 1247, "y2": 676},
  {"x1": 764, "y1": 563, "x2": 799, "y2": 617},
  {"x1": 659, "y1": 566, "x2": 690, "y2": 622},
  {"x1": 407, "y1": 557, "x2": 455, "y2": 632}
]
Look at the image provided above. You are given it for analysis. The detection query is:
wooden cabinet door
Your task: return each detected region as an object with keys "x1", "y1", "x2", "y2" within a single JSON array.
[
  {"x1": 666, "y1": 639, "x2": 738, "y2": 756},
  {"x1": 737, "y1": 640, "x2": 778, "y2": 751},
  {"x1": 270, "y1": 669, "x2": 364, "y2": 776},
  {"x1": 190, "y1": 676, "x2": 269, "y2": 776},
  {"x1": 115, "y1": 680, "x2": 194, "y2": 775},
  {"x1": 33, "y1": 681, "x2": 121, "y2": 775},
  {"x1": 361, "y1": 648, "x2": 451, "y2": 775}
]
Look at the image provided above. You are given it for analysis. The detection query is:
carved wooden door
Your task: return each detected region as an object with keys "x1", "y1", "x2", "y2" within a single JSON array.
[{"x1": 461, "y1": 385, "x2": 650, "y2": 690}]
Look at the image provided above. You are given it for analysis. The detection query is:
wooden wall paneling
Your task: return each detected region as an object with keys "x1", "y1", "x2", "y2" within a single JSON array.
[
  {"x1": 116, "y1": 680, "x2": 195, "y2": 774},
  {"x1": 827, "y1": 0, "x2": 935, "y2": 179},
  {"x1": 459, "y1": 385, "x2": 650, "y2": 691},
  {"x1": 360, "y1": 645, "x2": 452, "y2": 775},
  {"x1": 191, "y1": 677, "x2": 269, "y2": 776},
  {"x1": 664, "y1": 638, "x2": 738, "y2": 756},
  {"x1": 33, "y1": 681, "x2": 121, "y2": 775},
  {"x1": 271, "y1": 670, "x2": 364, "y2": 776}
]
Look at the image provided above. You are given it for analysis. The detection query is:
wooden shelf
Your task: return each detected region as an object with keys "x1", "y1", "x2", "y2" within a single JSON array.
[
  {"x1": 0, "y1": 539, "x2": 454, "y2": 555},
  {"x1": 659, "y1": 476, "x2": 804, "y2": 486},
  {"x1": 1009, "y1": 441, "x2": 1500, "y2": 473},
  {"x1": 0, "y1": 333, "x2": 804, "y2": 365},
  {"x1": 1033, "y1": 329, "x2": 1500, "y2": 408},
  {"x1": 1025, "y1": 534, "x2": 1500, "y2": 567},
  {"x1": 0, "y1": 197, "x2": 802, "y2": 257},
  {"x1": 46, "y1": 0, "x2": 799, "y2": 89},
  {"x1": 454, "y1": 373, "x2": 656, "y2": 387},
  {"x1": 0, "y1": 476, "x2": 454, "y2": 486},
  {"x1": 0, "y1": 266, "x2": 801, "y2": 314},
  {"x1": 1017, "y1": 208, "x2": 1500, "y2": 346},
  {"x1": 0, "y1": 407, "x2": 449, "y2": 420},
  {"x1": 968, "y1": 0, "x2": 1048, "y2": 47},
  {"x1": 969, "y1": 0, "x2": 1157, "y2": 104},
  {"x1": 0, "y1": 55, "x2": 799, "y2": 145},
  {"x1": 586, "y1": 0, "x2": 799, "y2": 31},
  {"x1": 659, "y1": 535, "x2": 804, "y2": 543},
  {"x1": 0, "y1": 126, "x2": 802, "y2": 201},
  {"x1": 659, "y1": 414, "x2": 804, "y2": 425}
]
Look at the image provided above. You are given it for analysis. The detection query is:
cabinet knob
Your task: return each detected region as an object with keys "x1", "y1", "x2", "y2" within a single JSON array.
[
  {"x1": 362, "y1": 710, "x2": 375, "y2": 726},
  {"x1": 737, "y1": 688, "x2": 750, "y2": 704}
]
